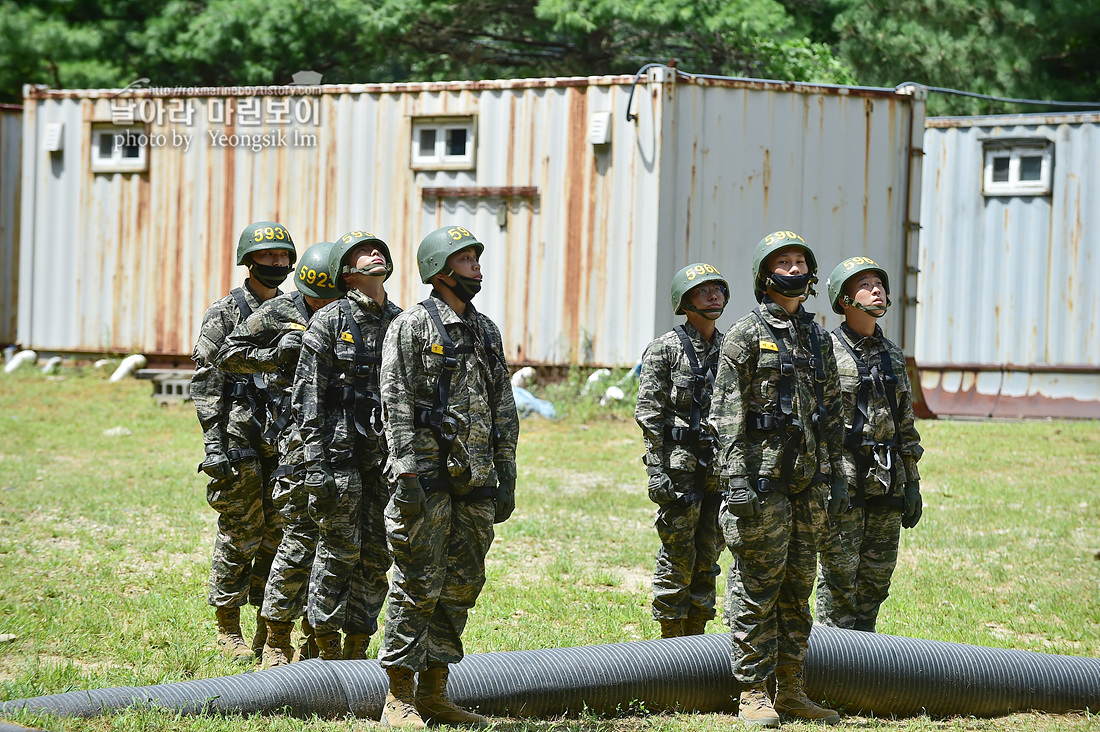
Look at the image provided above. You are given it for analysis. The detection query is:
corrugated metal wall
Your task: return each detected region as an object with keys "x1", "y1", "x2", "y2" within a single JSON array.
[
  {"x1": 0, "y1": 105, "x2": 20, "y2": 344},
  {"x1": 918, "y1": 113, "x2": 1100, "y2": 417},
  {"x1": 662, "y1": 77, "x2": 921, "y2": 345},
  {"x1": 18, "y1": 71, "x2": 920, "y2": 366}
]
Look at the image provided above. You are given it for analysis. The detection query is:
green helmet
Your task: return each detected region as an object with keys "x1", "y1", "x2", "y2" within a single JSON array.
[
  {"x1": 236, "y1": 221, "x2": 297, "y2": 266},
  {"x1": 329, "y1": 229, "x2": 393, "y2": 291},
  {"x1": 751, "y1": 230, "x2": 818, "y2": 303},
  {"x1": 417, "y1": 225, "x2": 484, "y2": 284},
  {"x1": 294, "y1": 242, "x2": 341, "y2": 299},
  {"x1": 671, "y1": 263, "x2": 729, "y2": 315},
  {"x1": 826, "y1": 256, "x2": 891, "y2": 315}
]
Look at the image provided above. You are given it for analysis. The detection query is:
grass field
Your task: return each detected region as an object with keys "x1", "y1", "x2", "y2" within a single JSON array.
[{"x1": 0, "y1": 366, "x2": 1098, "y2": 731}]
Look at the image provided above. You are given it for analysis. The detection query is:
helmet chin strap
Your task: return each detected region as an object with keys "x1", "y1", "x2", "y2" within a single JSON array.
[
  {"x1": 342, "y1": 262, "x2": 389, "y2": 278},
  {"x1": 843, "y1": 294, "x2": 891, "y2": 318},
  {"x1": 441, "y1": 268, "x2": 482, "y2": 303},
  {"x1": 683, "y1": 303, "x2": 725, "y2": 321}
]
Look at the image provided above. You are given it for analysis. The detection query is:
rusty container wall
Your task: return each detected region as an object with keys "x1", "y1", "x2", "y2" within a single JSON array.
[
  {"x1": 918, "y1": 113, "x2": 1100, "y2": 418},
  {"x1": 19, "y1": 71, "x2": 920, "y2": 367},
  {"x1": 658, "y1": 75, "x2": 923, "y2": 345},
  {"x1": 18, "y1": 76, "x2": 666, "y2": 365},
  {"x1": 0, "y1": 105, "x2": 20, "y2": 345}
]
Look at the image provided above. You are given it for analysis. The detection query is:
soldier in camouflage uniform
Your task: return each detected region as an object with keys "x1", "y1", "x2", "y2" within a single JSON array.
[
  {"x1": 378, "y1": 225, "x2": 519, "y2": 729},
  {"x1": 636, "y1": 263, "x2": 728, "y2": 639},
  {"x1": 712, "y1": 231, "x2": 849, "y2": 727},
  {"x1": 215, "y1": 241, "x2": 341, "y2": 668},
  {"x1": 292, "y1": 230, "x2": 402, "y2": 662},
  {"x1": 192, "y1": 221, "x2": 297, "y2": 662},
  {"x1": 816, "y1": 257, "x2": 923, "y2": 632}
]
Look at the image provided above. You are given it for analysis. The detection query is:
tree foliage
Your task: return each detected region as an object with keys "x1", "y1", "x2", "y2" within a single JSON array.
[{"x1": 0, "y1": 0, "x2": 1096, "y2": 112}]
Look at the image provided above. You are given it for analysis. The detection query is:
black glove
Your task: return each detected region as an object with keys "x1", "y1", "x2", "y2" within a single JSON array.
[
  {"x1": 394, "y1": 474, "x2": 426, "y2": 519},
  {"x1": 495, "y1": 464, "x2": 516, "y2": 523},
  {"x1": 902, "y1": 481, "x2": 923, "y2": 529},
  {"x1": 275, "y1": 330, "x2": 304, "y2": 367},
  {"x1": 725, "y1": 477, "x2": 760, "y2": 518},
  {"x1": 197, "y1": 445, "x2": 230, "y2": 481},
  {"x1": 828, "y1": 476, "x2": 850, "y2": 517},
  {"x1": 647, "y1": 468, "x2": 677, "y2": 506},
  {"x1": 304, "y1": 464, "x2": 337, "y2": 501}
]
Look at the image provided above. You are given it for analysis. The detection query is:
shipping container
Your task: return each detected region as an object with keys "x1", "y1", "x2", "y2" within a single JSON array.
[
  {"x1": 0, "y1": 104, "x2": 21, "y2": 345},
  {"x1": 919, "y1": 112, "x2": 1100, "y2": 418},
  {"x1": 17, "y1": 68, "x2": 924, "y2": 367}
]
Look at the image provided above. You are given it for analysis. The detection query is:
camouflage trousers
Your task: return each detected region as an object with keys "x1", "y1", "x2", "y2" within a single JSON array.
[
  {"x1": 307, "y1": 464, "x2": 391, "y2": 636},
  {"x1": 378, "y1": 489, "x2": 495, "y2": 671},
  {"x1": 652, "y1": 470, "x2": 723, "y2": 622},
  {"x1": 261, "y1": 465, "x2": 318, "y2": 623},
  {"x1": 206, "y1": 452, "x2": 281, "y2": 608},
  {"x1": 815, "y1": 501, "x2": 903, "y2": 632},
  {"x1": 720, "y1": 482, "x2": 827, "y2": 685}
]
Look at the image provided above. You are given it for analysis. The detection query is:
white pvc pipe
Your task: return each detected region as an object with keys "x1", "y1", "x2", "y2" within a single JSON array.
[
  {"x1": 3, "y1": 350, "x2": 37, "y2": 374},
  {"x1": 40, "y1": 356, "x2": 62, "y2": 374},
  {"x1": 109, "y1": 354, "x2": 147, "y2": 382}
]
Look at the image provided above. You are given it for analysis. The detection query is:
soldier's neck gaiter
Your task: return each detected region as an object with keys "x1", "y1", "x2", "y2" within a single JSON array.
[
  {"x1": 768, "y1": 271, "x2": 815, "y2": 298},
  {"x1": 445, "y1": 272, "x2": 482, "y2": 303},
  {"x1": 251, "y1": 264, "x2": 292, "y2": 288}
]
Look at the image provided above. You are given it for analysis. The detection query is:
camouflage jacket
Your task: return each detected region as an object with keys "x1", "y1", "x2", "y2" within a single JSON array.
[
  {"x1": 712, "y1": 297, "x2": 848, "y2": 492},
  {"x1": 216, "y1": 290, "x2": 314, "y2": 398},
  {"x1": 191, "y1": 280, "x2": 280, "y2": 455},
  {"x1": 380, "y1": 292, "x2": 519, "y2": 489},
  {"x1": 831, "y1": 322, "x2": 922, "y2": 495},
  {"x1": 635, "y1": 320, "x2": 724, "y2": 472},
  {"x1": 293, "y1": 289, "x2": 402, "y2": 470}
]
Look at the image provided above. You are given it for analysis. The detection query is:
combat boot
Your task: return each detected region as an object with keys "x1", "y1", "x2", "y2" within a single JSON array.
[
  {"x1": 773, "y1": 664, "x2": 840, "y2": 725},
  {"x1": 658, "y1": 618, "x2": 684, "y2": 638},
  {"x1": 738, "y1": 682, "x2": 780, "y2": 728},
  {"x1": 343, "y1": 634, "x2": 372, "y2": 660},
  {"x1": 315, "y1": 631, "x2": 343, "y2": 661},
  {"x1": 684, "y1": 616, "x2": 709, "y2": 636},
  {"x1": 295, "y1": 617, "x2": 319, "y2": 661},
  {"x1": 251, "y1": 608, "x2": 268, "y2": 659},
  {"x1": 381, "y1": 666, "x2": 426, "y2": 729},
  {"x1": 414, "y1": 665, "x2": 489, "y2": 727},
  {"x1": 260, "y1": 619, "x2": 296, "y2": 669},
  {"x1": 214, "y1": 606, "x2": 255, "y2": 662}
]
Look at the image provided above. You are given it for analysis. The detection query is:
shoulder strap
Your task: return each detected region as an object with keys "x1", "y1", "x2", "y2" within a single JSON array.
[
  {"x1": 833, "y1": 327, "x2": 871, "y2": 449},
  {"x1": 340, "y1": 298, "x2": 381, "y2": 372},
  {"x1": 806, "y1": 324, "x2": 829, "y2": 444},
  {"x1": 673, "y1": 325, "x2": 708, "y2": 435},
  {"x1": 290, "y1": 291, "x2": 311, "y2": 321},
  {"x1": 876, "y1": 349, "x2": 902, "y2": 434},
  {"x1": 754, "y1": 311, "x2": 796, "y2": 421},
  {"x1": 230, "y1": 287, "x2": 253, "y2": 320}
]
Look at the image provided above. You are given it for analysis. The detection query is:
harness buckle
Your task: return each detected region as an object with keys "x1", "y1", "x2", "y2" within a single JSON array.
[
  {"x1": 442, "y1": 355, "x2": 459, "y2": 372},
  {"x1": 780, "y1": 362, "x2": 795, "y2": 377}
]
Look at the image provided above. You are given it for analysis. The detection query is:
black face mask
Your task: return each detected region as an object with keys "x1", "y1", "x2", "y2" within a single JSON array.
[
  {"x1": 768, "y1": 271, "x2": 816, "y2": 298},
  {"x1": 251, "y1": 263, "x2": 293, "y2": 288},
  {"x1": 445, "y1": 272, "x2": 482, "y2": 303}
]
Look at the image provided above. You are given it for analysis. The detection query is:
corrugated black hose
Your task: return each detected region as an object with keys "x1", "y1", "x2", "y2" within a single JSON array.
[{"x1": 2, "y1": 627, "x2": 1098, "y2": 724}]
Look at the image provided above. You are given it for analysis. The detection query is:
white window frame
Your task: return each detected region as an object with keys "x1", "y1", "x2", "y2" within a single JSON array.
[
  {"x1": 982, "y1": 140, "x2": 1052, "y2": 196},
  {"x1": 90, "y1": 125, "x2": 148, "y2": 173},
  {"x1": 410, "y1": 117, "x2": 476, "y2": 171}
]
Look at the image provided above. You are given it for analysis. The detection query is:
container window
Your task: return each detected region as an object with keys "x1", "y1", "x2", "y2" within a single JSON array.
[
  {"x1": 982, "y1": 141, "x2": 1052, "y2": 196},
  {"x1": 411, "y1": 117, "x2": 475, "y2": 170},
  {"x1": 91, "y1": 125, "x2": 148, "y2": 173}
]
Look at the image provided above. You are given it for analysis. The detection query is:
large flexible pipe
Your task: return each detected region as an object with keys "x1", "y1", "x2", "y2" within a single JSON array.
[
  {"x1": 2, "y1": 350, "x2": 36, "y2": 374},
  {"x1": 2, "y1": 627, "x2": 1098, "y2": 722}
]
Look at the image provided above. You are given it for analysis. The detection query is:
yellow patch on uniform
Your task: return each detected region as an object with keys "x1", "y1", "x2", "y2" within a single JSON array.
[
  {"x1": 287, "y1": 323, "x2": 306, "y2": 331},
  {"x1": 431, "y1": 344, "x2": 445, "y2": 355},
  {"x1": 759, "y1": 340, "x2": 779, "y2": 352},
  {"x1": 341, "y1": 332, "x2": 355, "y2": 343}
]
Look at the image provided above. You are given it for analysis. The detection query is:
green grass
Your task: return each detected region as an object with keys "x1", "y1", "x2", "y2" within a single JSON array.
[{"x1": 1, "y1": 367, "x2": 1099, "y2": 731}]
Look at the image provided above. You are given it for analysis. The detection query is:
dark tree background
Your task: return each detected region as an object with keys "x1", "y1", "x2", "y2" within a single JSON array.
[{"x1": 2, "y1": 0, "x2": 1097, "y2": 114}]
